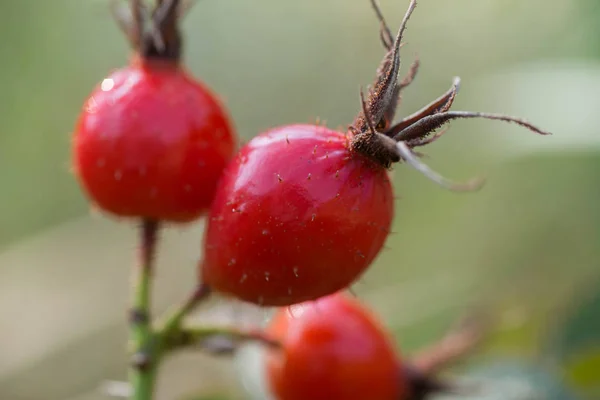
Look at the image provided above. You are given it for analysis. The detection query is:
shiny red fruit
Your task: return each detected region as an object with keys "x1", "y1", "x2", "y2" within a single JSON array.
[
  {"x1": 200, "y1": 124, "x2": 393, "y2": 306},
  {"x1": 73, "y1": 56, "x2": 236, "y2": 222},
  {"x1": 264, "y1": 293, "x2": 406, "y2": 400}
]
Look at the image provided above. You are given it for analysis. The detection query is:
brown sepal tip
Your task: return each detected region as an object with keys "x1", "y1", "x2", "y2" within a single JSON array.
[{"x1": 348, "y1": 0, "x2": 551, "y2": 192}]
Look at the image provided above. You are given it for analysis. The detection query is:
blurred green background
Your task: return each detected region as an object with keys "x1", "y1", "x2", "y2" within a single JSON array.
[{"x1": 1, "y1": 0, "x2": 600, "y2": 399}]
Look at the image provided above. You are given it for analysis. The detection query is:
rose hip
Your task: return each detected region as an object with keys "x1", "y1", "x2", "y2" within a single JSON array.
[
  {"x1": 199, "y1": 0, "x2": 550, "y2": 306},
  {"x1": 73, "y1": 0, "x2": 236, "y2": 222}
]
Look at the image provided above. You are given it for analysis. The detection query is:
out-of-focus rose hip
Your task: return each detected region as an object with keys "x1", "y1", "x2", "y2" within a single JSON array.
[
  {"x1": 264, "y1": 293, "x2": 407, "y2": 400},
  {"x1": 73, "y1": 0, "x2": 236, "y2": 222}
]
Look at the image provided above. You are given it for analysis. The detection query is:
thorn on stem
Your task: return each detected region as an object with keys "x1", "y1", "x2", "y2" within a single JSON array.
[
  {"x1": 131, "y1": 350, "x2": 152, "y2": 370},
  {"x1": 129, "y1": 308, "x2": 150, "y2": 325}
]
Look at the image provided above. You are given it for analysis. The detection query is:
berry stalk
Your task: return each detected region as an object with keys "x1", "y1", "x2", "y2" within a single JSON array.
[
  {"x1": 129, "y1": 219, "x2": 160, "y2": 400},
  {"x1": 158, "y1": 283, "x2": 212, "y2": 344}
]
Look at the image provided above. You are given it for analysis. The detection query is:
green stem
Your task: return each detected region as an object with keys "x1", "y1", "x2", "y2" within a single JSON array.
[
  {"x1": 130, "y1": 219, "x2": 160, "y2": 400},
  {"x1": 129, "y1": 362, "x2": 159, "y2": 400},
  {"x1": 159, "y1": 283, "x2": 212, "y2": 342},
  {"x1": 164, "y1": 325, "x2": 281, "y2": 353}
]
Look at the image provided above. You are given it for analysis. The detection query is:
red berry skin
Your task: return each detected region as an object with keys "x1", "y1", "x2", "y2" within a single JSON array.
[
  {"x1": 201, "y1": 124, "x2": 393, "y2": 306},
  {"x1": 73, "y1": 57, "x2": 236, "y2": 222},
  {"x1": 265, "y1": 293, "x2": 406, "y2": 400}
]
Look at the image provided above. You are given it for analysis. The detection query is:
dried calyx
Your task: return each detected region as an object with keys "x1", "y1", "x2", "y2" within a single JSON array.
[
  {"x1": 110, "y1": 0, "x2": 194, "y2": 61},
  {"x1": 349, "y1": 0, "x2": 551, "y2": 191}
]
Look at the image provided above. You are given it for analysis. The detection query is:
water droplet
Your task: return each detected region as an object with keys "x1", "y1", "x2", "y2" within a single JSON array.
[
  {"x1": 264, "y1": 272, "x2": 270, "y2": 281},
  {"x1": 293, "y1": 267, "x2": 299, "y2": 277},
  {"x1": 262, "y1": 229, "x2": 269, "y2": 236},
  {"x1": 311, "y1": 214, "x2": 316, "y2": 222},
  {"x1": 239, "y1": 273, "x2": 247, "y2": 283},
  {"x1": 287, "y1": 287, "x2": 292, "y2": 295},
  {"x1": 114, "y1": 170, "x2": 123, "y2": 181},
  {"x1": 101, "y1": 78, "x2": 114, "y2": 92},
  {"x1": 228, "y1": 258, "x2": 237, "y2": 266}
]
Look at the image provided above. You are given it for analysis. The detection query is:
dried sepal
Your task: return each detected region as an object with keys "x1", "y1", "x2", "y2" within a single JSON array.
[
  {"x1": 398, "y1": 56, "x2": 420, "y2": 90},
  {"x1": 395, "y1": 141, "x2": 484, "y2": 192},
  {"x1": 349, "y1": 0, "x2": 550, "y2": 194},
  {"x1": 369, "y1": 0, "x2": 394, "y2": 50},
  {"x1": 408, "y1": 126, "x2": 448, "y2": 148},
  {"x1": 109, "y1": 0, "x2": 145, "y2": 49},
  {"x1": 394, "y1": 110, "x2": 551, "y2": 143},
  {"x1": 411, "y1": 311, "x2": 490, "y2": 374},
  {"x1": 351, "y1": 89, "x2": 401, "y2": 168},
  {"x1": 109, "y1": 0, "x2": 196, "y2": 61},
  {"x1": 352, "y1": 0, "x2": 418, "y2": 134},
  {"x1": 387, "y1": 76, "x2": 460, "y2": 137},
  {"x1": 402, "y1": 311, "x2": 490, "y2": 400}
]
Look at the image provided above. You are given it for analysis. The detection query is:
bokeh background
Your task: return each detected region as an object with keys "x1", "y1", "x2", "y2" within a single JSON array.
[{"x1": 1, "y1": 0, "x2": 600, "y2": 399}]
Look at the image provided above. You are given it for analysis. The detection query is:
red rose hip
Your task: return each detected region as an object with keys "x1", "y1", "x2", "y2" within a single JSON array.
[
  {"x1": 264, "y1": 293, "x2": 406, "y2": 400},
  {"x1": 201, "y1": 125, "x2": 393, "y2": 306},
  {"x1": 200, "y1": 0, "x2": 550, "y2": 306},
  {"x1": 72, "y1": 0, "x2": 236, "y2": 222}
]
